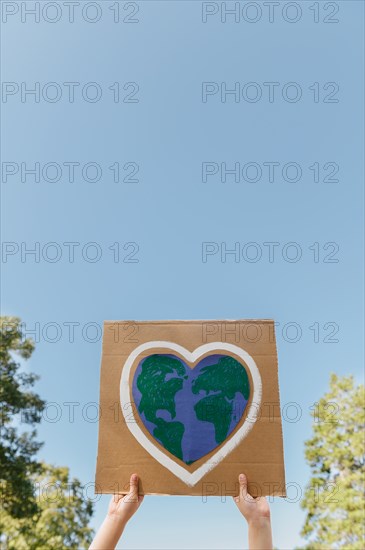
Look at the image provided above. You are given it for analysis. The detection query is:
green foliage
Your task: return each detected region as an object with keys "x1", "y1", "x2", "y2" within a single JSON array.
[
  {"x1": 0, "y1": 463, "x2": 93, "y2": 550},
  {"x1": 0, "y1": 316, "x2": 45, "y2": 519},
  {"x1": 300, "y1": 373, "x2": 365, "y2": 549},
  {"x1": 0, "y1": 316, "x2": 94, "y2": 548}
]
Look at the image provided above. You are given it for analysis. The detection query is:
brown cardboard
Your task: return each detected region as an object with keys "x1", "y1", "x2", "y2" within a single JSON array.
[{"x1": 95, "y1": 320, "x2": 286, "y2": 497}]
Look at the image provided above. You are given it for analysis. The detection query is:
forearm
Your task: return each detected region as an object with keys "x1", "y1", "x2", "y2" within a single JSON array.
[
  {"x1": 248, "y1": 518, "x2": 273, "y2": 550},
  {"x1": 89, "y1": 515, "x2": 126, "y2": 550}
]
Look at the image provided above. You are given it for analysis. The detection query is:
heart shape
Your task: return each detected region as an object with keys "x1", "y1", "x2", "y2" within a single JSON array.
[
  {"x1": 132, "y1": 354, "x2": 250, "y2": 464},
  {"x1": 120, "y1": 342, "x2": 262, "y2": 486}
]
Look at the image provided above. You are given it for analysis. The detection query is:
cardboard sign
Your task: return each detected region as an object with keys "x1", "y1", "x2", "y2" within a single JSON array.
[{"x1": 95, "y1": 320, "x2": 286, "y2": 497}]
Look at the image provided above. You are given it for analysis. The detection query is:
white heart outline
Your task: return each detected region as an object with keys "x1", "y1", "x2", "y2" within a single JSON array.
[{"x1": 120, "y1": 341, "x2": 262, "y2": 486}]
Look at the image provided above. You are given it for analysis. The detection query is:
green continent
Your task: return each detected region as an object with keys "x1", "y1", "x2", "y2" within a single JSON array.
[
  {"x1": 194, "y1": 394, "x2": 233, "y2": 445},
  {"x1": 153, "y1": 418, "x2": 185, "y2": 460},
  {"x1": 192, "y1": 356, "x2": 250, "y2": 399},
  {"x1": 136, "y1": 354, "x2": 186, "y2": 460},
  {"x1": 192, "y1": 356, "x2": 250, "y2": 445}
]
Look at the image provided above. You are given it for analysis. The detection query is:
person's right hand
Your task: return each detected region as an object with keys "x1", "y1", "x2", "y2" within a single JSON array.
[
  {"x1": 233, "y1": 473, "x2": 271, "y2": 525},
  {"x1": 107, "y1": 473, "x2": 144, "y2": 526}
]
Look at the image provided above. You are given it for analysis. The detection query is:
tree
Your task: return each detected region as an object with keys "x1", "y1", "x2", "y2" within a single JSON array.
[
  {"x1": 0, "y1": 463, "x2": 94, "y2": 550},
  {"x1": 0, "y1": 316, "x2": 45, "y2": 519},
  {"x1": 300, "y1": 373, "x2": 365, "y2": 549},
  {"x1": 0, "y1": 317, "x2": 94, "y2": 548}
]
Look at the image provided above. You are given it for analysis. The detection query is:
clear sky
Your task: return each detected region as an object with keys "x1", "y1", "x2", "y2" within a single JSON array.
[{"x1": 1, "y1": 1, "x2": 364, "y2": 548}]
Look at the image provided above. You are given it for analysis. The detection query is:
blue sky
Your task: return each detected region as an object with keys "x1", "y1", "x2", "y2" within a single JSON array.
[{"x1": 1, "y1": 1, "x2": 364, "y2": 548}]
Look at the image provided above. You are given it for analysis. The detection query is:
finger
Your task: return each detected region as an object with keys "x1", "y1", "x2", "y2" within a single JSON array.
[
  {"x1": 130, "y1": 473, "x2": 138, "y2": 490},
  {"x1": 112, "y1": 493, "x2": 124, "y2": 505},
  {"x1": 128, "y1": 473, "x2": 139, "y2": 500},
  {"x1": 238, "y1": 473, "x2": 248, "y2": 498}
]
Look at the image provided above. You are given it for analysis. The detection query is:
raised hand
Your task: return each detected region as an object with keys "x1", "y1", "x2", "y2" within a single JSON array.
[
  {"x1": 233, "y1": 473, "x2": 273, "y2": 550},
  {"x1": 89, "y1": 474, "x2": 143, "y2": 550},
  {"x1": 107, "y1": 473, "x2": 144, "y2": 524}
]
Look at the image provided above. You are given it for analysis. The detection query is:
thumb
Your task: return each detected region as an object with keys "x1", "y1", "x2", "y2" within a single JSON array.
[
  {"x1": 128, "y1": 473, "x2": 139, "y2": 501},
  {"x1": 238, "y1": 473, "x2": 248, "y2": 498}
]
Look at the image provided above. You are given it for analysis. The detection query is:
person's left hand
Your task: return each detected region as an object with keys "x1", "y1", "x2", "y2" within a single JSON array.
[{"x1": 107, "y1": 473, "x2": 144, "y2": 525}]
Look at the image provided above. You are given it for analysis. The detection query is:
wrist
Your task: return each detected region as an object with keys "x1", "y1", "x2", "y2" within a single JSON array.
[
  {"x1": 247, "y1": 516, "x2": 271, "y2": 528},
  {"x1": 89, "y1": 515, "x2": 127, "y2": 550},
  {"x1": 247, "y1": 516, "x2": 272, "y2": 550},
  {"x1": 105, "y1": 513, "x2": 128, "y2": 531}
]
